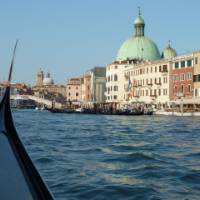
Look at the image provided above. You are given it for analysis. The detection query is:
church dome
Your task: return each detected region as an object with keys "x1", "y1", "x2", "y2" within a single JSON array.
[
  {"x1": 117, "y1": 36, "x2": 160, "y2": 61},
  {"x1": 43, "y1": 78, "x2": 54, "y2": 85},
  {"x1": 116, "y1": 10, "x2": 160, "y2": 61},
  {"x1": 162, "y1": 42, "x2": 177, "y2": 59},
  {"x1": 43, "y1": 73, "x2": 54, "y2": 85}
]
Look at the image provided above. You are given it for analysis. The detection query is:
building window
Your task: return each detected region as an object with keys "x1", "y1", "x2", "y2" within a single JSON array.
[
  {"x1": 187, "y1": 60, "x2": 192, "y2": 67},
  {"x1": 151, "y1": 67, "x2": 153, "y2": 73},
  {"x1": 159, "y1": 66, "x2": 161, "y2": 72},
  {"x1": 193, "y1": 74, "x2": 200, "y2": 82},
  {"x1": 180, "y1": 74, "x2": 185, "y2": 81},
  {"x1": 115, "y1": 65, "x2": 118, "y2": 69},
  {"x1": 181, "y1": 61, "x2": 185, "y2": 68},
  {"x1": 147, "y1": 68, "x2": 149, "y2": 73},
  {"x1": 188, "y1": 84, "x2": 191, "y2": 93},
  {"x1": 68, "y1": 92, "x2": 71, "y2": 96},
  {"x1": 195, "y1": 57, "x2": 198, "y2": 64},
  {"x1": 114, "y1": 95, "x2": 117, "y2": 100},
  {"x1": 181, "y1": 85, "x2": 184, "y2": 94},
  {"x1": 68, "y1": 87, "x2": 71, "y2": 90},
  {"x1": 155, "y1": 66, "x2": 157, "y2": 72},
  {"x1": 175, "y1": 62, "x2": 179, "y2": 69},
  {"x1": 114, "y1": 86, "x2": 118, "y2": 91},
  {"x1": 174, "y1": 86, "x2": 177, "y2": 94},
  {"x1": 163, "y1": 65, "x2": 168, "y2": 72},
  {"x1": 158, "y1": 89, "x2": 161, "y2": 96},
  {"x1": 76, "y1": 87, "x2": 78, "y2": 90},
  {"x1": 146, "y1": 90, "x2": 148, "y2": 96},
  {"x1": 114, "y1": 74, "x2": 118, "y2": 81},
  {"x1": 187, "y1": 72, "x2": 192, "y2": 80},
  {"x1": 195, "y1": 89, "x2": 198, "y2": 97},
  {"x1": 76, "y1": 93, "x2": 79, "y2": 96},
  {"x1": 108, "y1": 76, "x2": 110, "y2": 82}
]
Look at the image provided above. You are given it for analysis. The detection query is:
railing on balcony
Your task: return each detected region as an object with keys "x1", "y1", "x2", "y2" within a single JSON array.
[
  {"x1": 150, "y1": 94, "x2": 157, "y2": 98},
  {"x1": 160, "y1": 70, "x2": 168, "y2": 73},
  {"x1": 155, "y1": 82, "x2": 161, "y2": 85}
]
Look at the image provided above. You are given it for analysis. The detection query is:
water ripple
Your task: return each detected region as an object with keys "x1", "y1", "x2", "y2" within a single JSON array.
[{"x1": 13, "y1": 110, "x2": 200, "y2": 200}]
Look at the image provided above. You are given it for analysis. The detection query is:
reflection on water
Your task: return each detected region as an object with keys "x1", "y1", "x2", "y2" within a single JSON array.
[{"x1": 13, "y1": 110, "x2": 200, "y2": 200}]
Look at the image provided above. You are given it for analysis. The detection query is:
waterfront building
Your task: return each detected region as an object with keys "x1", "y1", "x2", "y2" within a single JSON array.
[
  {"x1": 106, "y1": 61, "x2": 127, "y2": 103},
  {"x1": 90, "y1": 67, "x2": 106, "y2": 103},
  {"x1": 66, "y1": 78, "x2": 82, "y2": 102},
  {"x1": 124, "y1": 59, "x2": 172, "y2": 106},
  {"x1": 81, "y1": 73, "x2": 92, "y2": 102},
  {"x1": 81, "y1": 67, "x2": 106, "y2": 103},
  {"x1": 193, "y1": 51, "x2": 200, "y2": 98},
  {"x1": 171, "y1": 54, "x2": 194, "y2": 100}
]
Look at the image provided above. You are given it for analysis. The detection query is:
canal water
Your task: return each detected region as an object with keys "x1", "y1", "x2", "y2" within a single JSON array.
[{"x1": 13, "y1": 110, "x2": 200, "y2": 200}]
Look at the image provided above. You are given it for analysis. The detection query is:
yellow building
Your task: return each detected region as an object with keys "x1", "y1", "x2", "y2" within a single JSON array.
[{"x1": 193, "y1": 51, "x2": 200, "y2": 97}]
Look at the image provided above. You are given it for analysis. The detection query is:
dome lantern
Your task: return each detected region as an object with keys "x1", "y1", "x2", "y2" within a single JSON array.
[{"x1": 134, "y1": 7, "x2": 145, "y2": 37}]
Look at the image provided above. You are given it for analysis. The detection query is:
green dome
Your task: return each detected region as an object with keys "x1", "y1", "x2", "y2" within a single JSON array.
[
  {"x1": 116, "y1": 11, "x2": 160, "y2": 61},
  {"x1": 117, "y1": 36, "x2": 160, "y2": 61},
  {"x1": 162, "y1": 46, "x2": 177, "y2": 59}
]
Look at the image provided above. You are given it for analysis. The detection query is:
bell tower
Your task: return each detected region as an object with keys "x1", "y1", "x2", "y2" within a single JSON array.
[{"x1": 36, "y1": 69, "x2": 44, "y2": 86}]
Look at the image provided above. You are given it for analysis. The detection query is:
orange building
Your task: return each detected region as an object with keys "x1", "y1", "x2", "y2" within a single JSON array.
[{"x1": 171, "y1": 54, "x2": 193, "y2": 100}]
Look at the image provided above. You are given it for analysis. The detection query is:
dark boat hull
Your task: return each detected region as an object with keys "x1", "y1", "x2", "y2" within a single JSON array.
[{"x1": 0, "y1": 41, "x2": 54, "y2": 199}]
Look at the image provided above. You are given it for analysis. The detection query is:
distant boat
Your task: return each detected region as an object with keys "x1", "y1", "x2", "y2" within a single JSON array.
[
  {"x1": 46, "y1": 107, "x2": 74, "y2": 113},
  {"x1": 0, "y1": 40, "x2": 54, "y2": 199}
]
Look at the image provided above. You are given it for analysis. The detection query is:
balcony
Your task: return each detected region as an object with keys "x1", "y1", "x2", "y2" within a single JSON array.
[
  {"x1": 155, "y1": 82, "x2": 161, "y2": 85},
  {"x1": 160, "y1": 70, "x2": 168, "y2": 73},
  {"x1": 150, "y1": 94, "x2": 157, "y2": 98}
]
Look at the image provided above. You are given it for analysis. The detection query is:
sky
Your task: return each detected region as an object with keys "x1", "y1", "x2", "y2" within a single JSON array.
[{"x1": 0, "y1": 0, "x2": 200, "y2": 85}]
